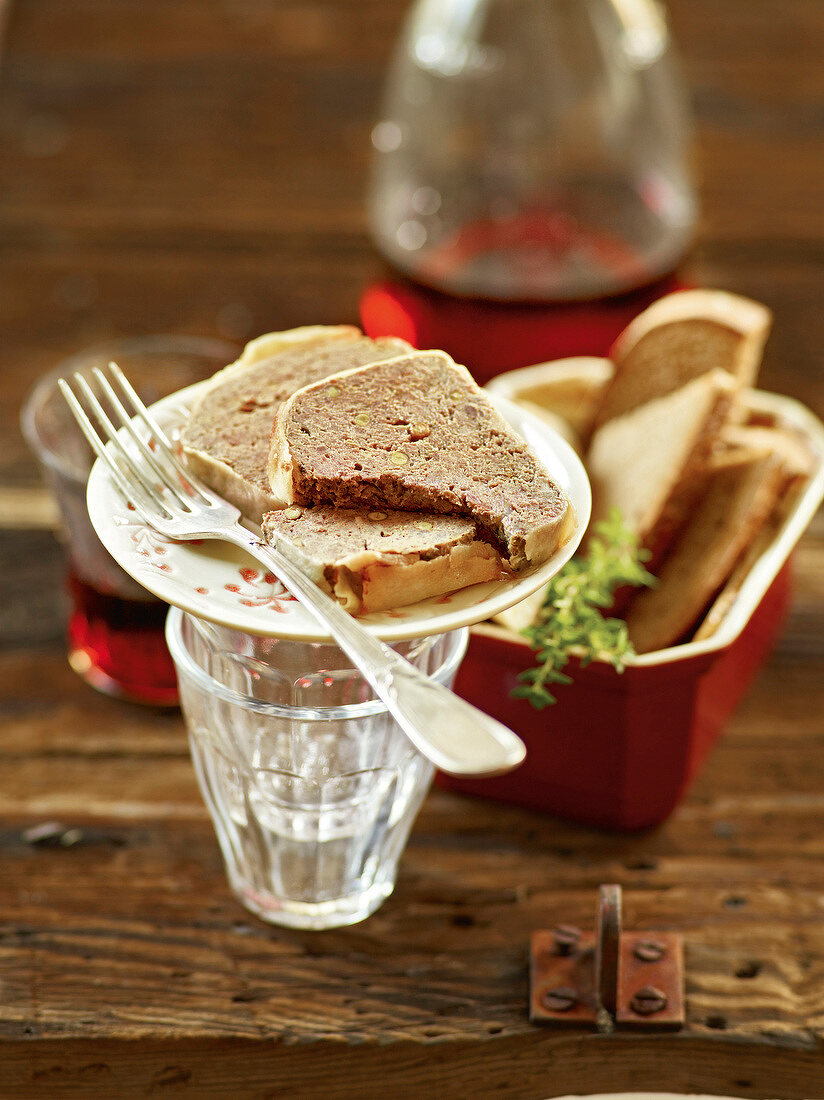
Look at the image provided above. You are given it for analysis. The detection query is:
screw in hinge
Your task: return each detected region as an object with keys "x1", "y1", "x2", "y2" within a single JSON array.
[
  {"x1": 542, "y1": 986, "x2": 578, "y2": 1012},
  {"x1": 633, "y1": 939, "x2": 666, "y2": 962},
  {"x1": 629, "y1": 985, "x2": 668, "y2": 1016},
  {"x1": 550, "y1": 924, "x2": 581, "y2": 956}
]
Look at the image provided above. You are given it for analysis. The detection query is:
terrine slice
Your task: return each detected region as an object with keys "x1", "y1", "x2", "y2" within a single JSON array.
[
  {"x1": 268, "y1": 351, "x2": 571, "y2": 570},
  {"x1": 262, "y1": 505, "x2": 503, "y2": 614},
  {"x1": 182, "y1": 328, "x2": 411, "y2": 522}
]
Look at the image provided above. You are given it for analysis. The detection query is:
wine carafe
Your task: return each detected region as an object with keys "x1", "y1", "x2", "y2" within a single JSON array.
[{"x1": 369, "y1": 0, "x2": 696, "y2": 302}]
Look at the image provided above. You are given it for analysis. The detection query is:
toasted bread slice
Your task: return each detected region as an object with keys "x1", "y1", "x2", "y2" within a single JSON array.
[
  {"x1": 590, "y1": 290, "x2": 772, "y2": 433},
  {"x1": 692, "y1": 513, "x2": 783, "y2": 642},
  {"x1": 691, "y1": 424, "x2": 814, "y2": 641},
  {"x1": 262, "y1": 505, "x2": 502, "y2": 615},
  {"x1": 625, "y1": 452, "x2": 787, "y2": 653},
  {"x1": 182, "y1": 330, "x2": 411, "y2": 522},
  {"x1": 587, "y1": 369, "x2": 737, "y2": 557},
  {"x1": 486, "y1": 357, "x2": 614, "y2": 439},
  {"x1": 491, "y1": 585, "x2": 547, "y2": 635},
  {"x1": 718, "y1": 423, "x2": 815, "y2": 480},
  {"x1": 268, "y1": 351, "x2": 571, "y2": 570}
]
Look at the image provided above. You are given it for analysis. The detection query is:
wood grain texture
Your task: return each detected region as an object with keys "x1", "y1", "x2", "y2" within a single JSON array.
[{"x1": 2, "y1": 0, "x2": 824, "y2": 1094}]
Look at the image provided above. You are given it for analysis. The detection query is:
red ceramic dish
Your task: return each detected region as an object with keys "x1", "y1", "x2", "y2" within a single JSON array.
[{"x1": 441, "y1": 389, "x2": 824, "y2": 831}]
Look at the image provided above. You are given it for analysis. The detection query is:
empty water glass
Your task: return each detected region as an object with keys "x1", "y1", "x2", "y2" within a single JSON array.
[{"x1": 166, "y1": 608, "x2": 469, "y2": 929}]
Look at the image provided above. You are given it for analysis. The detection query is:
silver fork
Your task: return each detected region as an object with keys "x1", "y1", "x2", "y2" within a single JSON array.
[{"x1": 59, "y1": 362, "x2": 526, "y2": 778}]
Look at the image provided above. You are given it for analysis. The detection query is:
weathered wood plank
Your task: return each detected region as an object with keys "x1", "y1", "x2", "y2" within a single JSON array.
[
  {"x1": 3, "y1": 807, "x2": 824, "y2": 1040},
  {"x1": 0, "y1": 1034, "x2": 821, "y2": 1100}
]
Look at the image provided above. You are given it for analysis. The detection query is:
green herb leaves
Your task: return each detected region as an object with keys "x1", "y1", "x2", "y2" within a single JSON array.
[{"x1": 513, "y1": 510, "x2": 655, "y2": 710}]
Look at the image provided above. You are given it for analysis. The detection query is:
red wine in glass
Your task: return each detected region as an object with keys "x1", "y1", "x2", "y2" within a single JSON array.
[
  {"x1": 22, "y1": 336, "x2": 237, "y2": 706},
  {"x1": 66, "y1": 570, "x2": 178, "y2": 706}
]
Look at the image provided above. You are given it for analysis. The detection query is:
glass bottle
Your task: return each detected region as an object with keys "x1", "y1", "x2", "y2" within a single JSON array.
[{"x1": 369, "y1": 0, "x2": 696, "y2": 302}]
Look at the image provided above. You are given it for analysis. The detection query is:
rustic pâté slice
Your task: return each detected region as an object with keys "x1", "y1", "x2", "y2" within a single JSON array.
[
  {"x1": 262, "y1": 505, "x2": 502, "y2": 615},
  {"x1": 267, "y1": 351, "x2": 572, "y2": 570},
  {"x1": 182, "y1": 328, "x2": 411, "y2": 522}
]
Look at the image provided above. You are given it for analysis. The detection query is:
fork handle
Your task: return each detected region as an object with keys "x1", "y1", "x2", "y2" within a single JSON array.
[{"x1": 222, "y1": 527, "x2": 526, "y2": 778}]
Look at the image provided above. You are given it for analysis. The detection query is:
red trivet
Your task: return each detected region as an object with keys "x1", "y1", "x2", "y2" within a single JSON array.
[{"x1": 360, "y1": 273, "x2": 688, "y2": 385}]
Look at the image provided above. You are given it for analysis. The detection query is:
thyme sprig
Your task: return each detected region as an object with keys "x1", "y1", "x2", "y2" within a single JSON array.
[{"x1": 512, "y1": 510, "x2": 655, "y2": 710}]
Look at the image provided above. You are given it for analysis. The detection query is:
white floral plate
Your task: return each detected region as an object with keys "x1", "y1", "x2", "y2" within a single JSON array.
[{"x1": 86, "y1": 383, "x2": 591, "y2": 642}]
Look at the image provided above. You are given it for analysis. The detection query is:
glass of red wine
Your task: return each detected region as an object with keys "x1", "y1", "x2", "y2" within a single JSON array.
[{"x1": 21, "y1": 335, "x2": 236, "y2": 705}]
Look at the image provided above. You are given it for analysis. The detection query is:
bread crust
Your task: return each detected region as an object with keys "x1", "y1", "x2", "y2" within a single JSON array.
[
  {"x1": 625, "y1": 453, "x2": 787, "y2": 652},
  {"x1": 590, "y1": 289, "x2": 772, "y2": 433}
]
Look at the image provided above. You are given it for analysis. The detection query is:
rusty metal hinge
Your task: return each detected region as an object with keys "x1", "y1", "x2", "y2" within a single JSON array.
[{"x1": 530, "y1": 883, "x2": 684, "y2": 1031}]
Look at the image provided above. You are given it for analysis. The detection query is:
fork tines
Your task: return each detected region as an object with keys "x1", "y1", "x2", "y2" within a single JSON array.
[{"x1": 58, "y1": 361, "x2": 208, "y2": 521}]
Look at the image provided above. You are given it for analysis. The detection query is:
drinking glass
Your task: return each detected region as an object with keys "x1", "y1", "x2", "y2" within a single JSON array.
[
  {"x1": 20, "y1": 335, "x2": 236, "y2": 704},
  {"x1": 166, "y1": 608, "x2": 469, "y2": 929}
]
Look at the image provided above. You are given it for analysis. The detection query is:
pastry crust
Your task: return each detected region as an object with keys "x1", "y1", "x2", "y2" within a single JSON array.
[
  {"x1": 347, "y1": 541, "x2": 502, "y2": 615},
  {"x1": 262, "y1": 505, "x2": 502, "y2": 614}
]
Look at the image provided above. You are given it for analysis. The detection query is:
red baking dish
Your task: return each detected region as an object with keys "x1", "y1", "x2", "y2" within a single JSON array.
[{"x1": 442, "y1": 389, "x2": 824, "y2": 831}]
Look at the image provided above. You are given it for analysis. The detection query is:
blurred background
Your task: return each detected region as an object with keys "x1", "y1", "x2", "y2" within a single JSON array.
[{"x1": 2, "y1": 0, "x2": 824, "y2": 523}]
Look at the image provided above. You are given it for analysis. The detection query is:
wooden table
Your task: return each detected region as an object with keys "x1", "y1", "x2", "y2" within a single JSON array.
[{"x1": 2, "y1": 2, "x2": 824, "y2": 1096}]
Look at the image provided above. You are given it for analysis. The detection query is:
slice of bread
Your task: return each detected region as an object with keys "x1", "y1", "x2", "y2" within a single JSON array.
[
  {"x1": 486, "y1": 357, "x2": 614, "y2": 439},
  {"x1": 587, "y1": 369, "x2": 737, "y2": 557},
  {"x1": 691, "y1": 423, "x2": 812, "y2": 642},
  {"x1": 590, "y1": 289, "x2": 772, "y2": 433},
  {"x1": 268, "y1": 350, "x2": 572, "y2": 570},
  {"x1": 182, "y1": 329, "x2": 411, "y2": 522},
  {"x1": 625, "y1": 452, "x2": 787, "y2": 653},
  {"x1": 692, "y1": 514, "x2": 783, "y2": 642},
  {"x1": 717, "y1": 423, "x2": 815, "y2": 481},
  {"x1": 262, "y1": 505, "x2": 502, "y2": 614}
]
